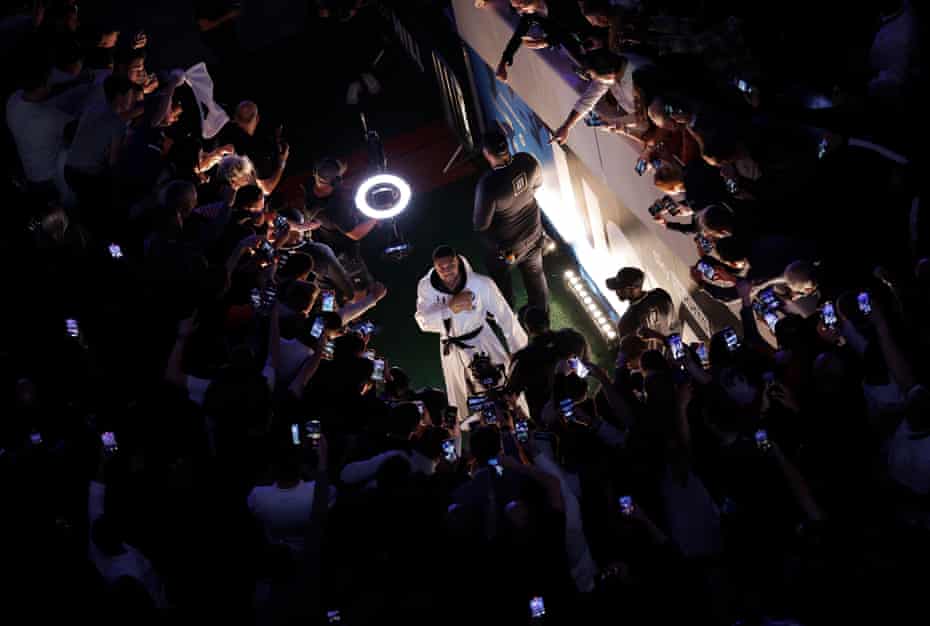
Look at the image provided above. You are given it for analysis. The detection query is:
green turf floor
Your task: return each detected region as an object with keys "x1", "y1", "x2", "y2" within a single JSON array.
[{"x1": 359, "y1": 172, "x2": 612, "y2": 390}]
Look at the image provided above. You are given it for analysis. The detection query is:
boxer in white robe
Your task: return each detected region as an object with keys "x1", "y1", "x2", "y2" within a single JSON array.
[{"x1": 415, "y1": 246, "x2": 528, "y2": 417}]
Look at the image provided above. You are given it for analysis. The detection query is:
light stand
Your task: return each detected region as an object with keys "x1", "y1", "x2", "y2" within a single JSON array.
[{"x1": 355, "y1": 113, "x2": 413, "y2": 261}]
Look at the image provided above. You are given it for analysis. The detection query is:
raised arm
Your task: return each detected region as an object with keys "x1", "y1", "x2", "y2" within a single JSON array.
[{"x1": 164, "y1": 314, "x2": 197, "y2": 388}]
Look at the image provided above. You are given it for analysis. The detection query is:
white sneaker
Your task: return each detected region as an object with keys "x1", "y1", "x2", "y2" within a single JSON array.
[
  {"x1": 346, "y1": 81, "x2": 362, "y2": 105},
  {"x1": 361, "y1": 72, "x2": 381, "y2": 95}
]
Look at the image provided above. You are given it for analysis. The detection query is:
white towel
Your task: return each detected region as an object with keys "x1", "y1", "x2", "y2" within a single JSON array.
[{"x1": 184, "y1": 62, "x2": 229, "y2": 140}]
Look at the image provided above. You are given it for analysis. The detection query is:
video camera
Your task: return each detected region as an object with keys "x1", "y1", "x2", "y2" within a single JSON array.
[{"x1": 466, "y1": 353, "x2": 511, "y2": 423}]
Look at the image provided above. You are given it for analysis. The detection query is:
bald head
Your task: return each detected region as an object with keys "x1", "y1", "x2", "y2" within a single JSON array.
[{"x1": 235, "y1": 101, "x2": 259, "y2": 135}]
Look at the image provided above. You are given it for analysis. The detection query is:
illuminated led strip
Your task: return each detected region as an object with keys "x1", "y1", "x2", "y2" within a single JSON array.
[
  {"x1": 564, "y1": 269, "x2": 618, "y2": 342},
  {"x1": 354, "y1": 174, "x2": 412, "y2": 220}
]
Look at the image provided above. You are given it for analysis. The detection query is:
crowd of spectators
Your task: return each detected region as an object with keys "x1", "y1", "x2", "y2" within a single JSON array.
[{"x1": 1, "y1": 1, "x2": 928, "y2": 625}]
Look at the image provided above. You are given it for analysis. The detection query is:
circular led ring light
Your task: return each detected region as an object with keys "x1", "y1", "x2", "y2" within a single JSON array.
[{"x1": 355, "y1": 173, "x2": 412, "y2": 220}]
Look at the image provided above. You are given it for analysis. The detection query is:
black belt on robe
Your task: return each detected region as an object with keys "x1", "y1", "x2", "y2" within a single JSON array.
[{"x1": 442, "y1": 324, "x2": 484, "y2": 357}]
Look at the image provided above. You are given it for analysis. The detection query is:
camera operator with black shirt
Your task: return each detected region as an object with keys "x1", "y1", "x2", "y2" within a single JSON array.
[
  {"x1": 304, "y1": 157, "x2": 377, "y2": 293},
  {"x1": 473, "y1": 130, "x2": 549, "y2": 310}
]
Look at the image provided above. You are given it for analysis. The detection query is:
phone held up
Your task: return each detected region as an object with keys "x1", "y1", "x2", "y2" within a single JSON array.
[
  {"x1": 821, "y1": 301, "x2": 838, "y2": 329},
  {"x1": 667, "y1": 333, "x2": 686, "y2": 360}
]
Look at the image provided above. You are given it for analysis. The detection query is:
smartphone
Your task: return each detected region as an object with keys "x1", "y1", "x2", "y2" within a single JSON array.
[
  {"x1": 65, "y1": 318, "x2": 80, "y2": 338},
  {"x1": 107, "y1": 243, "x2": 123, "y2": 259},
  {"x1": 306, "y1": 420, "x2": 321, "y2": 446},
  {"x1": 695, "y1": 343, "x2": 710, "y2": 369},
  {"x1": 326, "y1": 610, "x2": 342, "y2": 624},
  {"x1": 467, "y1": 395, "x2": 488, "y2": 414},
  {"x1": 482, "y1": 402, "x2": 498, "y2": 424},
  {"x1": 30, "y1": 432, "x2": 42, "y2": 446},
  {"x1": 260, "y1": 240, "x2": 275, "y2": 257},
  {"x1": 821, "y1": 301, "x2": 838, "y2": 329},
  {"x1": 352, "y1": 320, "x2": 376, "y2": 336},
  {"x1": 529, "y1": 596, "x2": 546, "y2": 619},
  {"x1": 858, "y1": 292, "x2": 872, "y2": 315},
  {"x1": 310, "y1": 317, "x2": 326, "y2": 339},
  {"x1": 619, "y1": 495, "x2": 634, "y2": 516},
  {"x1": 667, "y1": 333, "x2": 685, "y2": 360},
  {"x1": 817, "y1": 137, "x2": 828, "y2": 160},
  {"x1": 697, "y1": 261, "x2": 716, "y2": 281},
  {"x1": 250, "y1": 288, "x2": 262, "y2": 309},
  {"x1": 384, "y1": 243, "x2": 411, "y2": 256},
  {"x1": 559, "y1": 397, "x2": 575, "y2": 421},
  {"x1": 443, "y1": 406, "x2": 458, "y2": 429},
  {"x1": 722, "y1": 327, "x2": 741, "y2": 352},
  {"x1": 442, "y1": 439, "x2": 458, "y2": 463},
  {"x1": 661, "y1": 196, "x2": 681, "y2": 216},
  {"x1": 754, "y1": 429, "x2": 772, "y2": 452},
  {"x1": 635, "y1": 158, "x2": 648, "y2": 176},
  {"x1": 371, "y1": 359, "x2": 385, "y2": 382},
  {"x1": 487, "y1": 457, "x2": 503, "y2": 477},
  {"x1": 363, "y1": 350, "x2": 376, "y2": 361},
  {"x1": 759, "y1": 287, "x2": 779, "y2": 310},
  {"x1": 648, "y1": 198, "x2": 665, "y2": 217},
  {"x1": 515, "y1": 419, "x2": 529, "y2": 443},
  {"x1": 413, "y1": 400, "x2": 425, "y2": 416},
  {"x1": 735, "y1": 78, "x2": 752, "y2": 94},
  {"x1": 569, "y1": 357, "x2": 589, "y2": 379},
  {"x1": 321, "y1": 290, "x2": 336, "y2": 312},
  {"x1": 101, "y1": 431, "x2": 118, "y2": 454},
  {"x1": 651, "y1": 158, "x2": 662, "y2": 170},
  {"x1": 725, "y1": 178, "x2": 739, "y2": 194},
  {"x1": 273, "y1": 215, "x2": 289, "y2": 231},
  {"x1": 290, "y1": 423, "x2": 301, "y2": 446},
  {"x1": 763, "y1": 311, "x2": 779, "y2": 332},
  {"x1": 697, "y1": 234, "x2": 714, "y2": 255},
  {"x1": 583, "y1": 111, "x2": 604, "y2": 127},
  {"x1": 322, "y1": 341, "x2": 335, "y2": 360}
]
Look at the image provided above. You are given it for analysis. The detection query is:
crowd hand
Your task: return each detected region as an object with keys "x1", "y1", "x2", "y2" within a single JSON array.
[
  {"x1": 449, "y1": 290, "x2": 476, "y2": 314},
  {"x1": 637, "y1": 327, "x2": 665, "y2": 343},
  {"x1": 815, "y1": 320, "x2": 843, "y2": 346},
  {"x1": 689, "y1": 265, "x2": 710, "y2": 285},
  {"x1": 495, "y1": 61, "x2": 509, "y2": 83},
  {"x1": 168, "y1": 68, "x2": 187, "y2": 88},
  {"x1": 714, "y1": 267, "x2": 739, "y2": 286},
  {"x1": 583, "y1": 360, "x2": 611, "y2": 385},
  {"x1": 143, "y1": 73, "x2": 159, "y2": 94},
  {"x1": 521, "y1": 36, "x2": 549, "y2": 50},
  {"x1": 132, "y1": 30, "x2": 148, "y2": 49},
  {"x1": 549, "y1": 125, "x2": 571, "y2": 146}
]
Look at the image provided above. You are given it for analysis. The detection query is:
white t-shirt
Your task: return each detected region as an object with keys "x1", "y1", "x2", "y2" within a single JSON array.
[
  {"x1": 5, "y1": 91, "x2": 73, "y2": 183},
  {"x1": 247, "y1": 480, "x2": 336, "y2": 553},
  {"x1": 88, "y1": 481, "x2": 169, "y2": 607},
  {"x1": 885, "y1": 419, "x2": 930, "y2": 495}
]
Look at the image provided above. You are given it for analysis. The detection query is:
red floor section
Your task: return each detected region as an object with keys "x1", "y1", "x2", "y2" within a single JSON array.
[{"x1": 277, "y1": 121, "x2": 478, "y2": 207}]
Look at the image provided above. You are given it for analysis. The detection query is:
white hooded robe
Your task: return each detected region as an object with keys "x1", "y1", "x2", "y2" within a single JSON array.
[{"x1": 415, "y1": 257, "x2": 528, "y2": 417}]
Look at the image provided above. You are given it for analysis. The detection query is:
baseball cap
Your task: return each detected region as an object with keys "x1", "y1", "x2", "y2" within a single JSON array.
[
  {"x1": 606, "y1": 267, "x2": 644, "y2": 291},
  {"x1": 313, "y1": 158, "x2": 347, "y2": 185},
  {"x1": 482, "y1": 129, "x2": 510, "y2": 158}
]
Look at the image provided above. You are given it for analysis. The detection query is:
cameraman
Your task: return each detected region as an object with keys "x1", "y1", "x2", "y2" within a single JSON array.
[{"x1": 473, "y1": 129, "x2": 549, "y2": 310}]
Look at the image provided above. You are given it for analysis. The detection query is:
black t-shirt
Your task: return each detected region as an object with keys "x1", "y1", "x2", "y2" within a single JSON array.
[
  {"x1": 617, "y1": 288, "x2": 676, "y2": 339},
  {"x1": 307, "y1": 187, "x2": 361, "y2": 256},
  {"x1": 213, "y1": 122, "x2": 277, "y2": 179},
  {"x1": 473, "y1": 152, "x2": 544, "y2": 251}
]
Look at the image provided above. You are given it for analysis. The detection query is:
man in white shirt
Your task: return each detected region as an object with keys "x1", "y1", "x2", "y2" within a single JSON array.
[
  {"x1": 415, "y1": 245, "x2": 527, "y2": 417},
  {"x1": 551, "y1": 49, "x2": 653, "y2": 145},
  {"x1": 248, "y1": 445, "x2": 336, "y2": 553},
  {"x1": 5, "y1": 62, "x2": 74, "y2": 196}
]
